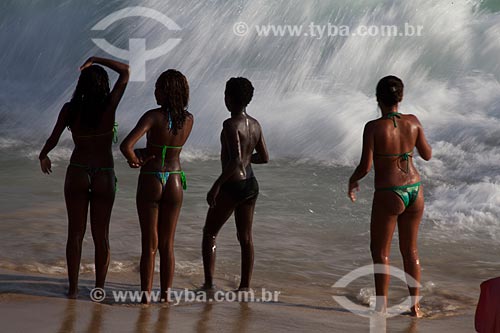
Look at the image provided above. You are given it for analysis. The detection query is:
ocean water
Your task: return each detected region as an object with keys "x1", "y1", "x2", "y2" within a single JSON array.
[{"x1": 1, "y1": 0, "x2": 500, "y2": 318}]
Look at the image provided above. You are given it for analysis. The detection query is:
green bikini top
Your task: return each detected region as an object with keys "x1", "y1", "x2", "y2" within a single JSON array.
[
  {"x1": 385, "y1": 112, "x2": 401, "y2": 128},
  {"x1": 72, "y1": 122, "x2": 118, "y2": 144},
  {"x1": 147, "y1": 143, "x2": 183, "y2": 169},
  {"x1": 146, "y1": 111, "x2": 184, "y2": 169},
  {"x1": 376, "y1": 112, "x2": 412, "y2": 172}
]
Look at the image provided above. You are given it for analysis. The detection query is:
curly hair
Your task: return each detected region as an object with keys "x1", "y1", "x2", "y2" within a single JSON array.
[
  {"x1": 68, "y1": 65, "x2": 110, "y2": 130},
  {"x1": 225, "y1": 77, "x2": 254, "y2": 107},
  {"x1": 156, "y1": 69, "x2": 190, "y2": 135},
  {"x1": 376, "y1": 75, "x2": 404, "y2": 107}
]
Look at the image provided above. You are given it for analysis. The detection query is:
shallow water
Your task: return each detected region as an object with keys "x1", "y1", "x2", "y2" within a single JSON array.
[{"x1": 0, "y1": 146, "x2": 495, "y2": 317}]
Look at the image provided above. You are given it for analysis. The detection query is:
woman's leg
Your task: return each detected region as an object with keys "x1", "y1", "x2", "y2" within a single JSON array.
[
  {"x1": 234, "y1": 196, "x2": 257, "y2": 290},
  {"x1": 157, "y1": 175, "x2": 183, "y2": 298},
  {"x1": 64, "y1": 167, "x2": 90, "y2": 298},
  {"x1": 89, "y1": 170, "x2": 116, "y2": 289},
  {"x1": 202, "y1": 189, "x2": 238, "y2": 289},
  {"x1": 370, "y1": 191, "x2": 404, "y2": 312},
  {"x1": 397, "y1": 188, "x2": 424, "y2": 317},
  {"x1": 136, "y1": 174, "x2": 163, "y2": 301}
]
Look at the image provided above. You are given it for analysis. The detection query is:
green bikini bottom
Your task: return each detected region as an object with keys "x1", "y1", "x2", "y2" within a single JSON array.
[
  {"x1": 140, "y1": 171, "x2": 187, "y2": 191},
  {"x1": 376, "y1": 182, "x2": 421, "y2": 208},
  {"x1": 68, "y1": 163, "x2": 117, "y2": 193}
]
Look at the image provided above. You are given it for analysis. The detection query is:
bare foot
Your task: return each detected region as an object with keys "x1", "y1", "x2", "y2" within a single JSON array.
[
  {"x1": 374, "y1": 297, "x2": 387, "y2": 314},
  {"x1": 193, "y1": 284, "x2": 216, "y2": 300},
  {"x1": 160, "y1": 290, "x2": 172, "y2": 303},
  {"x1": 66, "y1": 288, "x2": 78, "y2": 299},
  {"x1": 199, "y1": 283, "x2": 216, "y2": 292},
  {"x1": 141, "y1": 292, "x2": 151, "y2": 305},
  {"x1": 410, "y1": 304, "x2": 423, "y2": 318},
  {"x1": 231, "y1": 288, "x2": 254, "y2": 302}
]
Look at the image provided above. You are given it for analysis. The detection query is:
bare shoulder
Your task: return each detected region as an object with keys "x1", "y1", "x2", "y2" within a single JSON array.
[
  {"x1": 143, "y1": 108, "x2": 162, "y2": 118},
  {"x1": 364, "y1": 119, "x2": 377, "y2": 131},
  {"x1": 248, "y1": 114, "x2": 261, "y2": 126},
  {"x1": 223, "y1": 117, "x2": 237, "y2": 128},
  {"x1": 223, "y1": 115, "x2": 262, "y2": 133},
  {"x1": 404, "y1": 113, "x2": 423, "y2": 127},
  {"x1": 249, "y1": 116, "x2": 262, "y2": 137},
  {"x1": 58, "y1": 102, "x2": 72, "y2": 121},
  {"x1": 137, "y1": 109, "x2": 163, "y2": 126},
  {"x1": 362, "y1": 121, "x2": 378, "y2": 140},
  {"x1": 185, "y1": 111, "x2": 194, "y2": 124}
]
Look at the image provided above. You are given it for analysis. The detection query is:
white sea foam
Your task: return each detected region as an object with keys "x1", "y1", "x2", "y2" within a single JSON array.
[
  {"x1": 0, "y1": 138, "x2": 23, "y2": 150},
  {"x1": 426, "y1": 181, "x2": 500, "y2": 241},
  {"x1": 0, "y1": 259, "x2": 202, "y2": 276}
]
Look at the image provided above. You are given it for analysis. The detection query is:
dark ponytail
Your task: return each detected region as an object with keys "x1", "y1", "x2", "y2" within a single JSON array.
[{"x1": 376, "y1": 75, "x2": 404, "y2": 107}]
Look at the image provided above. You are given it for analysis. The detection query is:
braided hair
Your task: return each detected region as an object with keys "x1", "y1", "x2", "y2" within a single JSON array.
[
  {"x1": 68, "y1": 65, "x2": 110, "y2": 130},
  {"x1": 155, "y1": 69, "x2": 190, "y2": 135}
]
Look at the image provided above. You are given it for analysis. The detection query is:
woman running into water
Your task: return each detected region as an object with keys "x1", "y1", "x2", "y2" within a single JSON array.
[
  {"x1": 202, "y1": 77, "x2": 269, "y2": 291},
  {"x1": 39, "y1": 57, "x2": 129, "y2": 298},
  {"x1": 120, "y1": 70, "x2": 193, "y2": 303},
  {"x1": 348, "y1": 76, "x2": 432, "y2": 317}
]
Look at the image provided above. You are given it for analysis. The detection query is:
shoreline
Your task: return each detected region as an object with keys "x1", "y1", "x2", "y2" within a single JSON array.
[{"x1": 0, "y1": 269, "x2": 475, "y2": 332}]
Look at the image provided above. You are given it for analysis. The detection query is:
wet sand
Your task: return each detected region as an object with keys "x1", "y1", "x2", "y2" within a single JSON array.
[{"x1": 0, "y1": 269, "x2": 475, "y2": 332}]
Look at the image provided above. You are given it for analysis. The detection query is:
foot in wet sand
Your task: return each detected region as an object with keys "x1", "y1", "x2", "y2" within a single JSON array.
[
  {"x1": 410, "y1": 304, "x2": 423, "y2": 318},
  {"x1": 199, "y1": 283, "x2": 217, "y2": 292},
  {"x1": 66, "y1": 288, "x2": 78, "y2": 299}
]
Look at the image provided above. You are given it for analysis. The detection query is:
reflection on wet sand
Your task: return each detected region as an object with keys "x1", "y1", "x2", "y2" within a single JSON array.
[
  {"x1": 58, "y1": 300, "x2": 104, "y2": 333},
  {"x1": 57, "y1": 300, "x2": 76, "y2": 333},
  {"x1": 134, "y1": 304, "x2": 171, "y2": 332},
  {"x1": 405, "y1": 318, "x2": 418, "y2": 333},
  {"x1": 135, "y1": 306, "x2": 152, "y2": 333},
  {"x1": 234, "y1": 302, "x2": 251, "y2": 333},
  {"x1": 196, "y1": 301, "x2": 253, "y2": 333},
  {"x1": 86, "y1": 303, "x2": 104, "y2": 333},
  {"x1": 196, "y1": 303, "x2": 213, "y2": 333},
  {"x1": 154, "y1": 306, "x2": 170, "y2": 332}
]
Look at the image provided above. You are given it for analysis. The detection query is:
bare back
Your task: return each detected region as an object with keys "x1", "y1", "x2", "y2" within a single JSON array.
[
  {"x1": 69, "y1": 102, "x2": 117, "y2": 167},
  {"x1": 221, "y1": 113, "x2": 262, "y2": 181},
  {"x1": 363, "y1": 113, "x2": 430, "y2": 188},
  {"x1": 121, "y1": 108, "x2": 194, "y2": 172}
]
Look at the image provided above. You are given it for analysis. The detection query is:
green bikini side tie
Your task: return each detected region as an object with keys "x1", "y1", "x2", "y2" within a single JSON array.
[
  {"x1": 398, "y1": 152, "x2": 412, "y2": 173},
  {"x1": 375, "y1": 151, "x2": 413, "y2": 173},
  {"x1": 112, "y1": 122, "x2": 118, "y2": 144},
  {"x1": 386, "y1": 112, "x2": 401, "y2": 128},
  {"x1": 170, "y1": 170, "x2": 187, "y2": 190}
]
